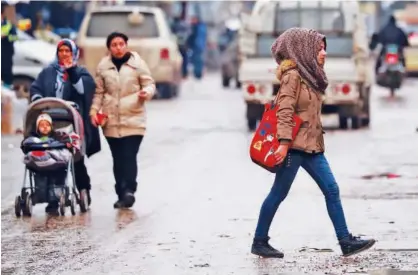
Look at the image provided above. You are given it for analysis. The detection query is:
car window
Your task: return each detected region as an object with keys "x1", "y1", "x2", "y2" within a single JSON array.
[
  {"x1": 86, "y1": 11, "x2": 159, "y2": 38},
  {"x1": 275, "y1": 6, "x2": 347, "y2": 32},
  {"x1": 254, "y1": 34, "x2": 353, "y2": 58}
]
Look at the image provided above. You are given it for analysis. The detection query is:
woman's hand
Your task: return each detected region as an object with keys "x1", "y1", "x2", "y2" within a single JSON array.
[
  {"x1": 63, "y1": 57, "x2": 76, "y2": 69},
  {"x1": 274, "y1": 144, "x2": 289, "y2": 165},
  {"x1": 138, "y1": 90, "x2": 148, "y2": 101},
  {"x1": 90, "y1": 115, "x2": 99, "y2": 127}
]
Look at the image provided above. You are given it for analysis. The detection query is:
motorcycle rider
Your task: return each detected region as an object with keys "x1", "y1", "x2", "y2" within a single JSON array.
[{"x1": 369, "y1": 15, "x2": 409, "y2": 74}]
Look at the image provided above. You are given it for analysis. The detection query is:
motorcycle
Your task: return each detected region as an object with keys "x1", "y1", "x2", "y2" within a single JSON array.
[{"x1": 376, "y1": 44, "x2": 406, "y2": 97}]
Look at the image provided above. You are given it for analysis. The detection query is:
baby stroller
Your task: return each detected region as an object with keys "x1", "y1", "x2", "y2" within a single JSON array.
[{"x1": 15, "y1": 98, "x2": 89, "y2": 217}]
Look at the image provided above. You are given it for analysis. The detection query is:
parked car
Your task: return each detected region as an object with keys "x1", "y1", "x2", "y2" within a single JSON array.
[
  {"x1": 77, "y1": 5, "x2": 183, "y2": 99},
  {"x1": 13, "y1": 30, "x2": 56, "y2": 94}
]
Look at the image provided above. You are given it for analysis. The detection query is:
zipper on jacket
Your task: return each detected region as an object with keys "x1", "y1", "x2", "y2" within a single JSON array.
[{"x1": 115, "y1": 66, "x2": 122, "y2": 137}]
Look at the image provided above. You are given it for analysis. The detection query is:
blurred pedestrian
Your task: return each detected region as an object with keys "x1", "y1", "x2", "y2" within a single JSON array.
[
  {"x1": 171, "y1": 16, "x2": 190, "y2": 78},
  {"x1": 1, "y1": 2, "x2": 18, "y2": 87},
  {"x1": 251, "y1": 28, "x2": 376, "y2": 258},
  {"x1": 187, "y1": 16, "x2": 207, "y2": 79},
  {"x1": 90, "y1": 32, "x2": 156, "y2": 209},
  {"x1": 30, "y1": 38, "x2": 100, "y2": 213}
]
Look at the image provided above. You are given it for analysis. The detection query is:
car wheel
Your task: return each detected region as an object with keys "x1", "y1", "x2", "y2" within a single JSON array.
[
  {"x1": 351, "y1": 116, "x2": 361, "y2": 130},
  {"x1": 361, "y1": 118, "x2": 370, "y2": 127},
  {"x1": 171, "y1": 84, "x2": 180, "y2": 98},
  {"x1": 158, "y1": 84, "x2": 173, "y2": 99},
  {"x1": 338, "y1": 115, "x2": 348, "y2": 130}
]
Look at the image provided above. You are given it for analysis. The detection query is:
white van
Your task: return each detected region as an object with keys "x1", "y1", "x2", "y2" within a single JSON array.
[{"x1": 239, "y1": 1, "x2": 373, "y2": 130}]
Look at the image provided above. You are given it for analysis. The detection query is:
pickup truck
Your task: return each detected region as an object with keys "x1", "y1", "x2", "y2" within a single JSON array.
[{"x1": 238, "y1": 0, "x2": 373, "y2": 131}]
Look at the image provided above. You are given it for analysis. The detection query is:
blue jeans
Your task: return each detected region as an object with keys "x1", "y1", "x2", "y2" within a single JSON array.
[{"x1": 254, "y1": 150, "x2": 350, "y2": 241}]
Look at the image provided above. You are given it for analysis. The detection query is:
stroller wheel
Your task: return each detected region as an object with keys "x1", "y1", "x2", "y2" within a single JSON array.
[
  {"x1": 23, "y1": 195, "x2": 32, "y2": 217},
  {"x1": 79, "y1": 189, "x2": 88, "y2": 213},
  {"x1": 69, "y1": 194, "x2": 76, "y2": 216},
  {"x1": 59, "y1": 195, "x2": 66, "y2": 216},
  {"x1": 15, "y1": 196, "x2": 22, "y2": 217}
]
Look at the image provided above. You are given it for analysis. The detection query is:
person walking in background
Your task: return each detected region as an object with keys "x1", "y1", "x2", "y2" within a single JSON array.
[
  {"x1": 1, "y1": 2, "x2": 18, "y2": 87},
  {"x1": 251, "y1": 28, "x2": 376, "y2": 258},
  {"x1": 30, "y1": 38, "x2": 101, "y2": 213},
  {"x1": 171, "y1": 15, "x2": 190, "y2": 78},
  {"x1": 90, "y1": 32, "x2": 156, "y2": 209},
  {"x1": 187, "y1": 16, "x2": 207, "y2": 79}
]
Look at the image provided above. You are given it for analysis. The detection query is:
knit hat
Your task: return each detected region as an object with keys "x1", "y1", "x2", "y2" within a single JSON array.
[{"x1": 36, "y1": 113, "x2": 52, "y2": 128}]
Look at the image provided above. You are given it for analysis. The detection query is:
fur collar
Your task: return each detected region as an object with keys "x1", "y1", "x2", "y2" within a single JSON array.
[{"x1": 276, "y1": 59, "x2": 297, "y2": 80}]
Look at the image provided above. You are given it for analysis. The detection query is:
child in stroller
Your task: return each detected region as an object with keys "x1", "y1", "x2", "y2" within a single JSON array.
[{"x1": 15, "y1": 99, "x2": 89, "y2": 217}]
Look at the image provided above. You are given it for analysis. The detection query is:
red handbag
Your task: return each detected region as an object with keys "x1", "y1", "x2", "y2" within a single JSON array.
[{"x1": 249, "y1": 101, "x2": 302, "y2": 173}]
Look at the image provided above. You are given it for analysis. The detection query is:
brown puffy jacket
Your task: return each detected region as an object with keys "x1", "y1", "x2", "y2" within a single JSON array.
[
  {"x1": 276, "y1": 59, "x2": 325, "y2": 154},
  {"x1": 90, "y1": 52, "x2": 156, "y2": 138}
]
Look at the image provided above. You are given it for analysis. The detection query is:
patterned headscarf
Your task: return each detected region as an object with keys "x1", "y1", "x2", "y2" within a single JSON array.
[
  {"x1": 271, "y1": 27, "x2": 328, "y2": 93},
  {"x1": 52, "y1": 39, "x2": 79, "y2": 98}
]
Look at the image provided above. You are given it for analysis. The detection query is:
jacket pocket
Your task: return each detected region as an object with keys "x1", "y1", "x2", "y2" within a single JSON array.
[{"x1": 119, "y1": 93, "x2": 143, "y2": 115}]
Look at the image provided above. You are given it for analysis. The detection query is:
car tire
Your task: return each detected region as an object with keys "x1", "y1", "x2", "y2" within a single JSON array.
[
  {"x1": 351, "y1": 116, "x2": 361, "y2": 130},
  {"x1": 339, "y1": 115, "x2": 348, "y2": 130},
  {"x1": 171, "y1": 84, "x2": 180, "y2": 98},
  {"x1": 158, "y1": 84, "x2": 173, "y2": 99},
  {"x1": 361, "y1": 118, "x2": 370, "y2": 127}
]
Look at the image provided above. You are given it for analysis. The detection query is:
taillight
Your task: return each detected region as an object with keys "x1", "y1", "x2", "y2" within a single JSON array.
[
  {"x1": 341, "y1": 84, "x2": 351, "y2": 94},
  {"x1": 247, "y1": 84, "x2": 256, "y2": 94},
  {"x1": 385, "y1": 53, "x2": 399, "y2": 64},
  {"x1": 334, "y1": 83, "x2": 351, "y2": 95},
  {"x1": 160, "y1": 48, "x2": 169, "y2": 60}
]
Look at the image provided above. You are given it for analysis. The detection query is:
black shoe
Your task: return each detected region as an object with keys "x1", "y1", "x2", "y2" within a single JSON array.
[
  {"x1": 251, "y1": 237, "x2": 284, "y2": 258},
  {"x1": 113, "y1": 199, "x2": 123, "y2": 209},
  {"x1": 122, "y1": 192, "x2": 135, "y2": 208},
  {"x1": 339, "y1": 234, "x2": 376, "y2": 257},
  {"x1": 45, "y1": 202, "x2": 59, "y2": 215}
]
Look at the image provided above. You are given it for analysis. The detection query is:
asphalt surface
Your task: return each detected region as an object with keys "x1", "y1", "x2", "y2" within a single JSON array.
[{"x1": 1, "y1": 73, "x2": 418, "y2": 275}]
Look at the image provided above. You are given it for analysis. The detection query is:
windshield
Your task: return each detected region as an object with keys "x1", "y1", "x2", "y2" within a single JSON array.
[
  {"x1": 255, "y1": 34, "x2": 353, "y2": 58},
  {"x1": 251, "y1": 2, "x2": 353, "y2": 58},
  {"x1": 87, "y1": 12, "x2": 159, "y2": 38},
  {"x1": 274, "y1": 2, "x2": 348, "y2": 33}
]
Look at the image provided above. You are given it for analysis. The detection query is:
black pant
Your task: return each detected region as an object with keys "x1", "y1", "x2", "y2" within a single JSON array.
[
  {"x1": 1, "y1": 56, "x2": 13, "y2": 86},
  {"x1": 106, "y1": 135, "x2": 143, "y2": 198},
  {"x1": 74, "y1": 157, "x2": 91, "y2": 191}
]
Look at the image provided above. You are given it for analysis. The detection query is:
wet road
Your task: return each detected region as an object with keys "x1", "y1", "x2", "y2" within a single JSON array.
[{"x1": 2, "y1": 74, "x2": 418, "y2": 274}]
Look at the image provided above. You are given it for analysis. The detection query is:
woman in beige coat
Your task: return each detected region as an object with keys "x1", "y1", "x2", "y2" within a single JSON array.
[{"x1": 90, "y1": 32, "x2": 156, "y2": 208}]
